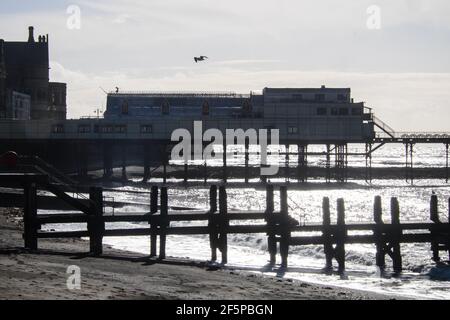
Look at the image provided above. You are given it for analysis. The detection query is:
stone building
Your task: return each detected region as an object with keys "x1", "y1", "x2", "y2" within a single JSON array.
[{"x1": 0, "y1": 26, "x2": 66, "y2": 120}]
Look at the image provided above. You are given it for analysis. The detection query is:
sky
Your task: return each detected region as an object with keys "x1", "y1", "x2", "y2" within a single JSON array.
[{"x1": 0, "y1": 0, "x2": 449, "y2": 131}]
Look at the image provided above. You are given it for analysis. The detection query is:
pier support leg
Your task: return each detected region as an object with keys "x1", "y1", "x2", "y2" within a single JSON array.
[
  {"x1": 244, "y1": 140, "x2": 249, "y2": 184},
  {"x1": 121, "y1": 145, "x2": 127, "y2": 182},
  {"x1": 325, "y1": 144, "x2": 331, "y2": 183},
  {"x1": 285, "y1": 145, "x2": 290, "y2": 183},
  {"x1": 143, "y1": 143, "x2": 151, "y2": 183},
  {"x1": 297, "y1": 144, "x2": 308, "y2": 183},
  {"x1": 204, "y1": 160, "x2": 208, "y2": 185},
  {"x1": 222, "y1": 142, "x2": 228, "y2": 183},
  {"x1": 77, "y1": 143, "x2": 88, "y2": 179},
  {"x1": 183, "y1": 163, "x2": 188, "y2": 184},
  {"x1": 104, "y1": 150, "x2": 113, "y2": 179},
  {"x1": 405, "y1": 143, "x2": 414, "y2": 184},
  {"x1": 103, "y1": 143, "x2": 113, "y2": 179},
  {"x1": 365, "y1": 143, "x2": 373, "y2": 183}
]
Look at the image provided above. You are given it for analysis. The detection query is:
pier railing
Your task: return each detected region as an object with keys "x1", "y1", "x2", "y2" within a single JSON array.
[{"x1": 14, "y1": 176, "x2": 450, "y2": 274}]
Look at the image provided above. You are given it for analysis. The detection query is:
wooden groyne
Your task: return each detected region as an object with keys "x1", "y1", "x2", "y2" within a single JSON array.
[{"x1": 6, "y1": 173, "x2": 450, "y2": 273}]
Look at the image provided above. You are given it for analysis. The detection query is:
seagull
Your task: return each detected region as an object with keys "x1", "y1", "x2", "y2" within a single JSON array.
[
  {"x1": 194, "y1": 56, "x2": 208, "y2": 63},
  {"x1": 115, "y1": 86, "x2": 119, "y2": 93}
]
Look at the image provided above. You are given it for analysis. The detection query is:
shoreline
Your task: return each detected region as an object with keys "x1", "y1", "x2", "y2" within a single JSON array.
[{"x1": 0, "y1": 208, "x2": 403, "y2": 300}]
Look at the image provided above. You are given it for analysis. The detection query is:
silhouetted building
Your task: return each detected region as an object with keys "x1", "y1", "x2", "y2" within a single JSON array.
[{"x1": 0, "y1": 26, "x2": 66, "y2": 120}]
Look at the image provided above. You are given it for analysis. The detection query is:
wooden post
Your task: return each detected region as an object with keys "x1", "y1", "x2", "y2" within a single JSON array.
[
  {"x1": 430, "y1": 194, "x2": 440, "y2": 262},
  {"x1": 88, "y1": 186, "x2": 104, "y2": 256},
  {"x1": 430, "y1": 194, "x2": 439, "y2": 223},
  {"x1": 159, "y1": 187, "x2": 168, "y2": 259},
  {"x1": 374, "y1": 196, "x2": 385, "y2": 270},
  {"x1": 208, "y1": 185, "x2": 218, "y2": 262},
  {"x1": 23, "y1": 182, "x2": 38, "y2": 250},
  {"x1": 322, "y1": 197, "x2": 333, "y2": 270},
  {"x1": 390, "y1": 197, "x2": 402, "y2": 273},
  {"x1": 280, "y1": 186, "x2": 289, "y2": 268},
  {"x1": 336, "y1": 198, "x2": 346, "y2": 273},
  {"x1": 265, "y1": 185, "x2": 276, "y2": 265},
  {"x1": 218, "y1": 186, "x2": 228, "y2": 264},
  {"x1": 149, "y1": 186, "x2": 158, "y2": 257}
]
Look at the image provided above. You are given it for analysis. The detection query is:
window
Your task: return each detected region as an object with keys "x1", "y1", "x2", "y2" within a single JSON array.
[
  {"x1": 52, "y1": 124, "x2": 64, "y2": 133},
  {"x1": 331, "y1": 107, "x2": 338, "y2": 116},
  {"x1": 337, "y1": 94, "x2": 347, "y2": 102},
  {"x1": 100, "y1": 125, "x2": 114, "y2": 133},
  {"x1": 78, "y1": 124, "x2": 91, "y2": 133},
  {"x1": 115, "y1": 125, "x2": 127, "y2": 133},
  {"x1": 338, "y1": 108, "x2": 349, "y2": 116},
  {"x1": 293, "y1": 94, "x2": 303, "y2": 101},
  {"x1": 121, "y1": 101, "x2": 129, "y2": 115},
  {"x1": 202, "y1": 101, "x2": 210, "y2": 116},
  {"x1": 351, "y1": 107, "x2": 362, "y2": 116},
  {"x1": 140, "y1": 125, "x2": 153, "y2": 134},
  {"x1": 288, "y1": 126, "x2": 298, "y2": 134},
  {"x1": 315, "y1": 94, "x2": 325, "y2": 102},
  {"x1": 161, "y1": 100, "x2": 170, "y2": 115},
  {"x1": 317, "y1": 107, "x2": 327, "y2": 116}
]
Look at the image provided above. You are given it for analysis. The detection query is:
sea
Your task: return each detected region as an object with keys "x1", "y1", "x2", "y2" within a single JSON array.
[{"x1": 41, "y1": 143, "x2": 450, "y2": 299}]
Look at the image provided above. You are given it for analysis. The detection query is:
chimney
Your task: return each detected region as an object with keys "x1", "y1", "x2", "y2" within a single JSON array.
[{"x1": 28, "y1": 26, "x2": 35, "y2": 43}]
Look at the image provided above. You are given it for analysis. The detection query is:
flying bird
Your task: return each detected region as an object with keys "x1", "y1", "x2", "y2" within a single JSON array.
[
  {"x1": 115, "y1": 87, "x2": 120, "y2": 93},
  {"x1": 194, "y1": 56, "x2": 208, "y2": 63}
]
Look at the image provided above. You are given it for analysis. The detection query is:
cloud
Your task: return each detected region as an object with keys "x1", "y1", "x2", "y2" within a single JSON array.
[{"x1": 50, "y1": 60, "x2": 450, "y2": 131}]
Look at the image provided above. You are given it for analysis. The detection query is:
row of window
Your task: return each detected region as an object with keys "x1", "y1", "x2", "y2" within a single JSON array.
[
  {"x1": 52, "y1": 124, "x2": 153, "y2": 134},
  {"x1": 317, "y1": 107, "x2": 362, "y2": 116}
]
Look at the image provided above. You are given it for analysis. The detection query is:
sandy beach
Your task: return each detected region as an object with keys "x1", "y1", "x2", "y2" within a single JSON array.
[{"x1": 0, "y1": 208, "x2": 398, "y2": 300}]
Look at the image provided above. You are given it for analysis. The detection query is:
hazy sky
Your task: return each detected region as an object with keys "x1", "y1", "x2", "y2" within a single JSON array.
[{"x1": 0, "y1": 0, "x2": 449, "y2": 131}]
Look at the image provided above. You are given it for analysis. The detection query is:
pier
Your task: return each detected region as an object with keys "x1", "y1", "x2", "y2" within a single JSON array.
[{"x1": 8, "y1": 173, "x2": 449, "y2": 274}]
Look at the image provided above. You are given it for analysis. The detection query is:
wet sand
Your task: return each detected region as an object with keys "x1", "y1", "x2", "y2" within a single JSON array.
[{"x1": 0, "y1": 208, "x2": 399, "y2": 300}]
